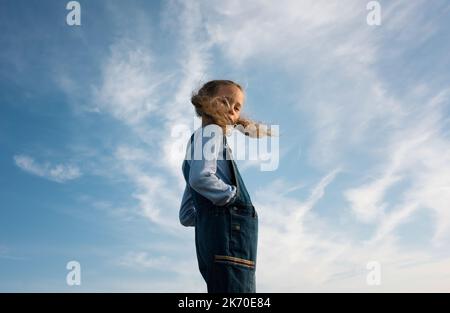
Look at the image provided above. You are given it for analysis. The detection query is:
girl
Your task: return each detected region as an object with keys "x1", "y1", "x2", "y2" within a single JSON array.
[{"x1": 179, "y1": 80, "x2": 272, "y2": 293}]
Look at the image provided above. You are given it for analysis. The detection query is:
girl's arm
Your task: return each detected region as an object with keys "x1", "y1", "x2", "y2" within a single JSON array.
[
  {"x1": 179, "y1": 185, "x2": 196, "y2": 227},
  {"x1": 188, "y1": 125, "x2": 237, "y2": 206}
]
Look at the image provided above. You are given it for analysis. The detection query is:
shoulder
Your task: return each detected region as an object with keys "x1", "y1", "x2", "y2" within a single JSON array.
[
  {"x1": 185, "y1": 125, "x2": 225, "y2": 160},
  {"x1": 184, "y1": 126, "x2": 218, "y2": 159},
  {"x1": 192, "y1": 124, "x2": 224, "y2": 144}
]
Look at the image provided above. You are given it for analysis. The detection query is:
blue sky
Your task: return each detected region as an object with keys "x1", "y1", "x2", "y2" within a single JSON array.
[{"x1": 1, "y1": 0, "x2": 450, "y2": 292}]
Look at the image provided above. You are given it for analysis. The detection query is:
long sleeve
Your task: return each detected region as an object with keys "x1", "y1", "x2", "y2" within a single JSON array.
[
  {"x1": 188, "y1": 125, "x2": 237, "y2": 206},
  {"x1": 179, "y1": 184, "x2": 196, "y2": 227}
]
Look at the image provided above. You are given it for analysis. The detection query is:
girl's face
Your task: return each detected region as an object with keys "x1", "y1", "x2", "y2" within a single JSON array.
[{"x1": 216, "y1": 85, "x2": 245, "y2": 124}]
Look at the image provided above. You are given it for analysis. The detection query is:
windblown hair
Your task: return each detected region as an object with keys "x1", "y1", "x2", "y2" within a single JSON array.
[{"x1": 191, "y1": 80, "x2": 273, "y2": 138}]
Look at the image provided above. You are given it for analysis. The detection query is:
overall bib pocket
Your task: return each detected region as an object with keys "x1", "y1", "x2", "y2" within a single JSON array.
[{"x1": 229, "y1": 205, "x2": 258, "y2": 260}]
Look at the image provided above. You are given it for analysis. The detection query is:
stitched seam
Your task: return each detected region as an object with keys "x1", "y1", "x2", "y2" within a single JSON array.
[
  {"x1": 214, "y1": 255, "x2": 255, "y2": 267},
  {"x1": 214, "y1": 259, "x2": 255, "y2": 269}
]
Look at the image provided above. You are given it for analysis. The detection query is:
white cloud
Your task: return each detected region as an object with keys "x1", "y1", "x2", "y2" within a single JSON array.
[
  {"x1": 94, "y1": 1, "x2": 216, "y2": 231},
  {"x1": 252, "y1": 171, "x2": 450, "y2": 292},
  {"x1": 115, "y1": 248, "x2": 205, "y2": 292},
  {"x1": 54, "y1": 1, "x2": 212, "y2": 235},
  {"x1": 345, "y1": 172, "x2": 403, "y2": 223},
  {"x1": 85, "y1": 1, "x2": 214, "y2": 224},
  {"x1": 117, "y1": 251, "x2": 193, "y2": 274},
  {"x1": 118, "y1": 251, "x2": 172, "y2": 270},
  {"x1": 112, "y1": 145, "x2": 186, "y2": 236},
  {"x1": 196, "y1": 0, "x2": 439, "y2": 171},
  {"x1": 345, "y1": 88, "x2": 450, "y2": 246},
  {"x1": 202, "y1": 0, "x2": 375, "y2": 68},
  {"x1": 13, "y1": 154, "x2": 81, "y2": 183},
  {"x1": 92, "y1": 40, "x2": 171, "y2": 125}
]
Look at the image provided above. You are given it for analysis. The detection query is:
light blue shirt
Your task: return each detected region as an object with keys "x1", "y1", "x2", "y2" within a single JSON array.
[{"x1": 179, "y1": 124, "x2": 237, "y2": 227}]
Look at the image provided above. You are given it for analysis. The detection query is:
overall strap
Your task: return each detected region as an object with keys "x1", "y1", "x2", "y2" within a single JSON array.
[{"x1": 223, "y1": 134, "x2": 238, "y2": 188}]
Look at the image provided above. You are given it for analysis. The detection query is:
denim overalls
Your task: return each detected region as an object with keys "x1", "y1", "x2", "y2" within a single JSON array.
[{"x1": 182, "y1": 132, "x2": 259, "y2": 293}]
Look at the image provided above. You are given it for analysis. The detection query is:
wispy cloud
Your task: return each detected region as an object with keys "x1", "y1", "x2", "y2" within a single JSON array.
[
  {"x1": 75, "y1": 1, "x2": 215, "y2": 230},
  {"x1": 117, "y1": 250, "x2": 194, "y2": 275},
  {"x1": 345, "y1": 171, "x2": 403, "y2": 223},
  {"x1": 253, "y1": 171, "x2": 450, "y2": 291},
  {"x1": 92, "y1": 40, "x2": 172, "y2": 126},
  {"x1": 13, "y1": 154, "x2": 81, "y2": 183},
  {"x1": 115, "y1": 249, "x2": 205, "y2": 292},
  {"x1": 54, "y1": 2, "x2": 195, "y2": 230},
  {"x1": 198, "y1": 0, "x2": 440, "y2": 169}
]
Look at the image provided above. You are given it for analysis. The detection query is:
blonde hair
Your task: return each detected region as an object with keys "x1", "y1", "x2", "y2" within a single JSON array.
[{"x1": 191, "y1": 80, "x2": 273, "y2": 138}]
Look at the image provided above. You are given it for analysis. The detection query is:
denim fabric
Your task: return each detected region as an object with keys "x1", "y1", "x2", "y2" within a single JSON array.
[{"x1": 182, "y1": 132, "x2": 258, "y2": 293}]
